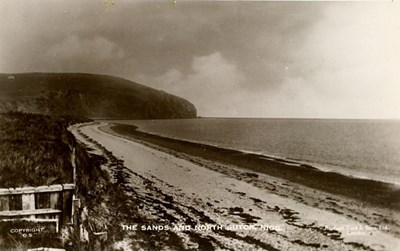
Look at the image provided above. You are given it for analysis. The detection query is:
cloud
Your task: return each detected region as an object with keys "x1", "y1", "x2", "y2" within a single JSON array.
[
  {"x1": 275, "y1": 3, "x2": 400, "y2": 119},
  {"x1": 45, "y1": 35, "x2": 125, "y2": 72},
  {"x1": 0, "y1": 1, "x2": 322, "y2": 86},
  {"x1": 136, "y1": 52, "x2": 246, "y2": 116}
]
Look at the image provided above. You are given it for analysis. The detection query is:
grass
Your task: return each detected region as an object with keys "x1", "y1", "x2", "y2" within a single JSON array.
[{"x1": 0, "y1": 111, "x2": 89, "y2": 187}]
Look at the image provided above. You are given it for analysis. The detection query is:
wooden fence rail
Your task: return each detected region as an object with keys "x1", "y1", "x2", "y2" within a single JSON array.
[{"x1": 0, "y1": 184, "x2": 75, "y2": 232}]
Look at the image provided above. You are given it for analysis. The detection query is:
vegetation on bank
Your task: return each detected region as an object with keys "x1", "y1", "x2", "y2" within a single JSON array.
[
  {"x1": 0, "y1": 112, "x2": 90, "y2": 187},
  {"x1": 0, "y1": 112, "x2": 118, "y2": 249}
]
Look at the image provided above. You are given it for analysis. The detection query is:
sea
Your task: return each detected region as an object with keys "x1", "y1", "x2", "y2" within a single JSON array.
[{"x1": 111, "y1": 118, "x2": 400, "y2": 185}]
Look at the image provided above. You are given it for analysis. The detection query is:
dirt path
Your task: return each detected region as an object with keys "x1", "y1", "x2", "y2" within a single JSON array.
[{"x1": 71, "y1": 122, "x2": 400, "y2": 251}]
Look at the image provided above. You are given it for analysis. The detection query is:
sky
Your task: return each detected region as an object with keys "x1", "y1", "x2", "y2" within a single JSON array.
[{"x1": 1, "y1": 0, "x2": 399, "y2": 119}]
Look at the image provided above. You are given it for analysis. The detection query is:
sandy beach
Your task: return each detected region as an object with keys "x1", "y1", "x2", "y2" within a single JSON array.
[{"x1": 70, "y1": 122, "x2": 400, "y2": 251}]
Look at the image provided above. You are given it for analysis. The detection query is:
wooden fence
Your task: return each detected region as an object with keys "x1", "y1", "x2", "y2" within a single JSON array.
[
  {"x1": 28, "y1": 248, "x2": 66, "y2": 251},
  {"x1": 0, "y1": 184, "x2": 74, "y2": 232}
]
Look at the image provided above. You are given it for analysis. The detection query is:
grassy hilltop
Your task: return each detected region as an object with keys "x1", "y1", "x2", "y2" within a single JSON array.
[{"x1": 0, "y1": 73, "x2": 197, "y2": 119}]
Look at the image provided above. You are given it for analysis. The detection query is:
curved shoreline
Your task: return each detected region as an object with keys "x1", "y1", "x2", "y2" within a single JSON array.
[
  {"x1": 130, "y1": 133, "x2": 400, "y2": 187},
  {"x1": 108, "y1": 123, "x2": 400, "y2": 211},
  {"x1": 106, "y1": 118, "x2": 400, "y2": 186},
  {"x1": 133, "y1": 128, "x2": 400, "y2": 187}
]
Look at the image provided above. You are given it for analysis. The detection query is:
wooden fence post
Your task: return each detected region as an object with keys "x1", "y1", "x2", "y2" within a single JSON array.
[
  {"x1": 22, "y1": 192, "x2": 35, "y2": 219},
  {"x1": 73, "y1": 197, "x2": 81, "y2": 249},
  {"x1": 0, "y1": 195, "x2": 9, "y2": 211},
  {"x1": 61, "y1": 190, "x2": 73, "y2": 225}
]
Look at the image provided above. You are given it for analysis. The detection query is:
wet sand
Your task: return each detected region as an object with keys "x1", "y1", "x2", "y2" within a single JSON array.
[{"x1": 72, "y1": 122, "x2": 400, "y2": 251}]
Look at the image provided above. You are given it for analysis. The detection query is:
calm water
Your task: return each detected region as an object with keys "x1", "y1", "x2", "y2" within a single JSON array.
[{"x1": 111, "y1": 118, "x2": 400, "y2": 185}]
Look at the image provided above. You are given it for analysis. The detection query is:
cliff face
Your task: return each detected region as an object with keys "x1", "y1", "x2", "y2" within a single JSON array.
[{"x1": 0, "y1": 73, "x2": 197, "y2": 119}]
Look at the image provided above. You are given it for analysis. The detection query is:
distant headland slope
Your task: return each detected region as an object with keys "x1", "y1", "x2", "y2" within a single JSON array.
[{"x1": 0, "y1": 73, "x2": 197, "y2": 119}]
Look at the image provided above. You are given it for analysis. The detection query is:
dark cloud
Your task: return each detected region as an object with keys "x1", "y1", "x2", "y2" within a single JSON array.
[{"x1": 0, "y1": 1, "x2": 320, "y2": 82}]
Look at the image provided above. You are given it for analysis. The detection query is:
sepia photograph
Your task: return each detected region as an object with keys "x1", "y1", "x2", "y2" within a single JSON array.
[{"x1": 0, "y1": 0, "x2": 399, "y2": 250}]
